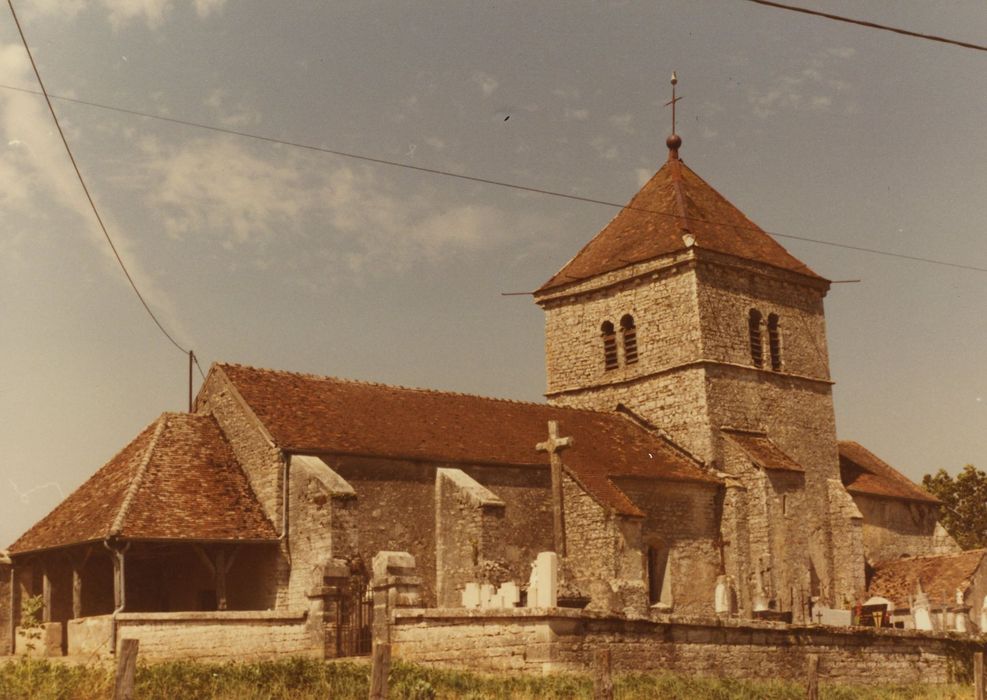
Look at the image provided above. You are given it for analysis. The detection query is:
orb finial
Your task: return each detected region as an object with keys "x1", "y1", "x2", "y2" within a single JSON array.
[{"x1": 663, "y1": 71, "x2": 683, "y2": 160}]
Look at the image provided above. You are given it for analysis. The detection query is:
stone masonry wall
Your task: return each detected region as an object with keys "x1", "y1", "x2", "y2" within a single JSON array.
[
  {"x1": 854, "y1": 495, "x2": 960, "y2": 563},
  {"x1": 391, "y1": 608, "x2": 982, "y2": 684},
  {"x1": 67, "y1": 611, "x2": 319, "y2": 661},
  {"x1": 434, "y1": 469, "x2": 507, "y2": 607},
  {"x1": 614, "y1": 479, "x2": 721, "y2": 615},
  {"x1": 563, "y1": 474, "x2": 646, "y2": 614},
  {"x1": 327, "y1": 456, "x2": 553, "y2": 608},
  {"x1": 196, "y1": 371, "x2": 291, "y2": 608},
  {"x1": 542, "y1": 264, "x2": 701, "y2": 397}
]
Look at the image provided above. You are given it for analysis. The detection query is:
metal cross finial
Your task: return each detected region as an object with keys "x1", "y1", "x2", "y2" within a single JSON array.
[{"x1": 664, "y1": 71, "x2": 683, "y2": 135}]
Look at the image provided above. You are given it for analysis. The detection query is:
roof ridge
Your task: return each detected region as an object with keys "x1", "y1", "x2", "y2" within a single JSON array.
[
  {"x1": 218, "y1": 362, "x2": 624, "y2": 417},
  {"x1": 110, "y1": 413, "x2": 168, "y2": 536}
]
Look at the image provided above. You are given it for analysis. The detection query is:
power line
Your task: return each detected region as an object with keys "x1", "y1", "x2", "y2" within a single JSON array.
[
  {"x1": 2, "y1": 82, "x2": 984, "y2": 275},
  {"x1": 5, "y1": 1, "x2": 205, "y2": 371},
  {"x1": 741, "y1": 0, "x2": 987, "y2": 53}
]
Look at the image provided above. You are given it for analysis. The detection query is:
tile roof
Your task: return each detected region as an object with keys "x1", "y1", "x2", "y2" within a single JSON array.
[
  {"x1": 867, "y1": 549, "x2": 987, "y2": 607},
  {"x1": 839, "y1": 441, "x2": 940, "y2": 504},
  {"x1": 216, "y1": 363, "x2": 720, "y2": 517},
  {"x1": 536, "y1": 153, "x2": 823, "y2": 294},
  {"x1": 722, "y1": 429, "x2": 805, "y2": 473},
  {"x1": 9, "y1": 413, "x2": 277, "y2": 554}
]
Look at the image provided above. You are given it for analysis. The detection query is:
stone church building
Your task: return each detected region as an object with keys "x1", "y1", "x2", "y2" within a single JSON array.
[{"x1": 2, "y1": 133, "x2": 968, "y2": 661}]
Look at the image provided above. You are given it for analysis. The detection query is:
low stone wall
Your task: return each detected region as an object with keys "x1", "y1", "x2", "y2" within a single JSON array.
[
  {"x1": 391, "y1": 608, "x2": 985, "y2": 684},
  {"x1": 68, "y1": 611, "x2": 320, "y2": 661}
]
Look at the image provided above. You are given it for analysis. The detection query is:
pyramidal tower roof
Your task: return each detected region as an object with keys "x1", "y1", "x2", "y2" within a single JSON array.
[{"x1": 537, "y1": 134, "x2": 824, "y2": 294}]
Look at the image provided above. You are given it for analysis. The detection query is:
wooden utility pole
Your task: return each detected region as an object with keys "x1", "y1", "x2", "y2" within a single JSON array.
[{"x1": 536, "y1": 420, "x2": 573, "y2": 557}]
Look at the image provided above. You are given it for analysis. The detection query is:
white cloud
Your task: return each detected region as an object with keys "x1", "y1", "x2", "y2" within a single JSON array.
[
  {"x1": 747, "y1": 49, "x2": 855, "y2": 119},
  {"x1": 564, "y1": 107, "x2": 589, "y2": 122},
  {"x1": 22, "y1": 0, "x2": 226, "y2": 28},
  {"x1": 471, "y1": 71, "x2": 499, "y2": 98},
  {"x1": 135, "y1": 135, "x2": 516, "y2": 276},
  {"x1": 0, "y1": 41, "x2": 192, "y2": 344},
  {"x1": 609, "y1": 113, "x2": 634, "y2": 134}
]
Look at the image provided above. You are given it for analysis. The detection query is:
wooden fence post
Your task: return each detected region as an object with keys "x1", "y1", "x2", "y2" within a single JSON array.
[
  {"x1": 593, "y1": 647, "x2": 614, "y2": 700},
  {"x1": 975, "y1": 651, "x2": 984, "y2": 700},
  {"x1": 369, "y1": 642, "x2": 391, "y2": 700},
  {"x1": 806, "y1": 653, "x2": 819, "y2": 700},
  {"x1": 114, "y1": 638, "x2": 139, "y2": 700}
]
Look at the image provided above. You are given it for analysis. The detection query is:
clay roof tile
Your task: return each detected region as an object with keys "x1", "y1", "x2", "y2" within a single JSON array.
[
  {"x1": 216, "y1": 363, "x2": 720, "y2": 517},
  {"x1": 536, "y1": 156, "x2": 823, "y2": 294}
]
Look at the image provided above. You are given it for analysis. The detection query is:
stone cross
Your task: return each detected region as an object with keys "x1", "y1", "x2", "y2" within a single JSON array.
[{"x1": 537, "y1": 420, "x2": 573, "y2": 557}]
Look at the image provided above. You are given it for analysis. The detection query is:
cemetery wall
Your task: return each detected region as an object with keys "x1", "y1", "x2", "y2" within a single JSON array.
[
  {"x1": 391, "y1": 608, "x2": 981, "y2": 684},
  {"x1": 66, "y1": 611, "x2": 319, "y2": 661}
]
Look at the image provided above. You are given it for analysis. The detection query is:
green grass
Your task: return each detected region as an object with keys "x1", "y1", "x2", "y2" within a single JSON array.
[{"x1": 0, "y1": 656, "x2": 976, "y2": 699}]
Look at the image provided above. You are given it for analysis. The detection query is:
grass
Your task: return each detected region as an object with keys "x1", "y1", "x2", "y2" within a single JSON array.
[{"x1": 0, "y1": 656, "x2": 977, "y2": 699}]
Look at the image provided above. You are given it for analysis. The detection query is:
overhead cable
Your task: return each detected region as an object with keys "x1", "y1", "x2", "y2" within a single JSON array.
[
  {"x1": 741, "y1": 0, "x2": 987, "y2": 53},
  {"x1": 0, "y1": 85, "x2": 984, "y2": 274},
  {"x1": 5, "y1": 1, "x2": 203, "y2": 367}
]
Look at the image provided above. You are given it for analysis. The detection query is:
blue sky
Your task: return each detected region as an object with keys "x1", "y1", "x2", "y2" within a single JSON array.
[{"x1": 2, "y1": 1, "x2": 986, "y2": 547}]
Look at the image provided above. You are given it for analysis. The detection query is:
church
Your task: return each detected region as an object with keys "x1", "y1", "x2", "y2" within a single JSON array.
[{"x1": 1, "y1": 128, "x2": 974, "y2": 664}]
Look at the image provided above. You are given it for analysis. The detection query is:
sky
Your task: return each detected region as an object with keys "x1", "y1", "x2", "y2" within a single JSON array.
[{"x1": 1, "y1": 1, "x2": 985, "y2": 549}]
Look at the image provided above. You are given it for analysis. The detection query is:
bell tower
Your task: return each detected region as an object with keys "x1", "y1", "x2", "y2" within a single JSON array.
[{"x1": 533, "y1": 92, "x2": 865, "y2": 608}]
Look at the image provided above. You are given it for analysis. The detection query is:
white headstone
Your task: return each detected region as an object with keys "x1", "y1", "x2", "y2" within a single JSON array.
[
  {"x1": 462, "y1": 582, "x2": 481, "y2": 608},
  {"x1": 955, "y1": 611, "x2": 968, "y2": 634},
  {"x1": 816, "y1": 606, "x2": 852, "y2": 626},
  {"x1": 498, "y1": 581, "x2": 520, "y2": 608},
  {"x1": 479, "y1": 583, "x2": 496, "y2": 609},
  {"x1": 526, "y1": 561, "x2": 539, "y2": 608},
  {"x1": 533, "y1": 551, "x2": 558, "y2": 608},
  {"x1": 714, "y1": 575, "x2": 731, "y2": 615},
  {"x1": 913, "y1": 590, "x2": 934, "y2": 631}
]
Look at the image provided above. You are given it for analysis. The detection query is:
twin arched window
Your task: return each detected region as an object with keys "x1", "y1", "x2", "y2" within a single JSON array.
[
  {"x1": 601, "y1": 314, "x2": 639, "y2": 370},
  {"x1": 749, "y1": 309, "x2": 782, "y2": 370}
]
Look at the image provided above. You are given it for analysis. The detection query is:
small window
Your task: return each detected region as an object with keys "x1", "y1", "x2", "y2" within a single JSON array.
[
  {"x1": 748, "y1": 309, "x2": 764, "y2": 368},
  {"x1": 620, "y1": 314, "x2": 638, "y2": 365},
  {"x1": 767, "y1": 314, "x2": 782, "y2": 371},
  {"x1": 601, "y1": 321, "x2": 618, "y2": 370}
]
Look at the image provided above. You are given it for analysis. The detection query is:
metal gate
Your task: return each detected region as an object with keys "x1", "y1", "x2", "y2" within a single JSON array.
[{"x1": 334, "y1": 573, "x2": 373, "y2": 657}]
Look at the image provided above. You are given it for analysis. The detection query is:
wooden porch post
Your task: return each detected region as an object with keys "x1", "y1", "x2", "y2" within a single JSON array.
[
  {"x1": 42, "y1": 567, "x2": 53, "y2": 623},
  {"x1": 72, "y1": 566, "x2": 83, "y2": 619},
  {"x1": 216, "y1": 550, "x2": 227, "y2": 611},
  {"x1": 113, "y1": 552, "x2": 123, "y2": 611}
]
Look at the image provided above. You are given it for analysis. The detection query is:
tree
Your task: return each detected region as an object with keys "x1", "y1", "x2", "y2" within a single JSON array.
[{"x1": 922, "y1": 465, "x2": 987, "y2": 550}]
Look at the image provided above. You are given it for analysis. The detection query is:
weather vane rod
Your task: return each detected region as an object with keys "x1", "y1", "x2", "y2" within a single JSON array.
[{"x1": 664, "y1": 71, "x2": 683, "y2": 135}]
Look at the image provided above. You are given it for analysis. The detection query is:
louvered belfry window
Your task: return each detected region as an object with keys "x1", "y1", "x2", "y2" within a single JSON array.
[
  {"x1": 768, "y1": 313, "x2": 782, "y2": 371},
  {"x1": 749, "y1": 309, "x2": 764, "y2": 368},
  {"x1": 601, "y1": 321, "x2": 618, "y2": 370},
  {"x1": 620, "y1": 314, "x2": 638, "y2": 364}
]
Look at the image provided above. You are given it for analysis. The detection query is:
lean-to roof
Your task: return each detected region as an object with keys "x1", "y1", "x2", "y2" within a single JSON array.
[{"x1": 839, "y1": 440, "x2": 940, "y2": 505}]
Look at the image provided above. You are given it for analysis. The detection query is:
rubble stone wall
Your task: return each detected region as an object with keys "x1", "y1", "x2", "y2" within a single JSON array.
[
  {"x1": 391, "y1": 608, "x2": 981, "y2": 684},
  {"x1": 614, "y1": 478, "x2": 721, "y2": 615},
  {"x1": 854, "y1": 494, "x2": 960, "y2": 563},
  {"x1": 327, "y1": 456, "x2": 553, "y2": 608}
]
